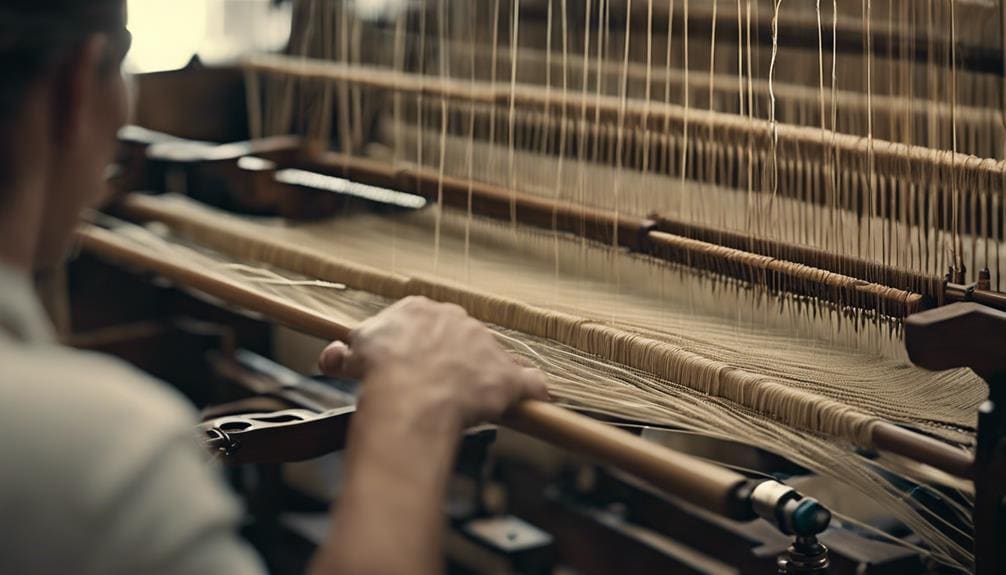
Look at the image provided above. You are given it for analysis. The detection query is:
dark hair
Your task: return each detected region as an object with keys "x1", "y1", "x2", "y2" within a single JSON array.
[
  {"x1": 0, "y1": 0, "x2": 127, "y2": 183},
  {"x1": 0, "y1": 0, "x2": 127, "y2": 128}
]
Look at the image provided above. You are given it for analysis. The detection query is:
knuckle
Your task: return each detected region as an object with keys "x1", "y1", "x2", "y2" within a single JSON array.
[
  {"x1": 440, "y1": 302, "x2": 468, "y2": 317},
  {"x1": 400, "y1": 295, "x2": 424, "y2": 307}
]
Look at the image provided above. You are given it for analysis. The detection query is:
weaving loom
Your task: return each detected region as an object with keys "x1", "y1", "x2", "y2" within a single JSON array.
[{"x1": 70, "y1": 0, "x2": 1006, "y2": 573}]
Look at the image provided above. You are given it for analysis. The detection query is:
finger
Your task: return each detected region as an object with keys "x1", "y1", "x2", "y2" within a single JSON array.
[
  {"x1": 438, "y1": 302, "x2": 468, "y2": 317},
  {"x1": 318, "y1": 341, "x2": 365, "y2": 379},
  {"x1": 318, "y1": 341, "x2": 349, "y2": 374}
]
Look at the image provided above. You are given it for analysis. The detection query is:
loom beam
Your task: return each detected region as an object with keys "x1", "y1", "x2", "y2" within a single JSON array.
[{"x1": 905, "y1": 302, "x2": 1006, "y2": 575}]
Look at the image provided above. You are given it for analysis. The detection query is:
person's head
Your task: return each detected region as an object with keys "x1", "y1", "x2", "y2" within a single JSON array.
[{"x1": 0, "y1": 0, "x2": 130, "y2": 271}]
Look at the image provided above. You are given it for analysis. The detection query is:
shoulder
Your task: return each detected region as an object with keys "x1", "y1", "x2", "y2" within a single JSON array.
[
  {"x1": 0, "y1": 342, "x2": 264, "y2": 575},
  {"x1": 0, "y1": 341, "x2": 204, "y2": 504},
  {"x1": 0, "y1": 341, "x2": 196, "y2": 439}
]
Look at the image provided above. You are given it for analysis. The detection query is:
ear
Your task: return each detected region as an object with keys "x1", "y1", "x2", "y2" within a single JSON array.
[{"x1": 51, "y1": 35, "x2": 110, "y2": 146}]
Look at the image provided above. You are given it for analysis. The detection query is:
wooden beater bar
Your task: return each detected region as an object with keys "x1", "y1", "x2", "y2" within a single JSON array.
[{"x1": 76, "y1": 224, "x2": 755, "y2": 519}]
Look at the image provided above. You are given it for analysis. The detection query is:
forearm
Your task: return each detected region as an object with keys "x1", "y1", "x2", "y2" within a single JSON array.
[{"x1": 310, "y1": 374, "x2": 462, "y2": 575}]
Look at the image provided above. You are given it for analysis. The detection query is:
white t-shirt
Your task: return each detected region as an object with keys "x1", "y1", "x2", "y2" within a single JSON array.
[{"x1": 0, "y1": 263, "x2": 266, "y2": 575}]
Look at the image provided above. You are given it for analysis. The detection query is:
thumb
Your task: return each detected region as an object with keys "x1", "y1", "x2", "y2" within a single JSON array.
[{"x1": 318, "y1": 341, "x2": 364, "y2": 379}]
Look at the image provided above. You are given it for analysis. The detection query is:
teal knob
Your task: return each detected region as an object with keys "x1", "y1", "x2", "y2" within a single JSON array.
[{"x1": 791, "y1": 499, "x2": 831, "y2": 537}]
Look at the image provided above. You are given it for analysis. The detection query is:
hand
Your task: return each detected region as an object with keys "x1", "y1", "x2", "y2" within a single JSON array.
[{"x1": 318, "y1": 296, "x2": 549, "y2": 428}]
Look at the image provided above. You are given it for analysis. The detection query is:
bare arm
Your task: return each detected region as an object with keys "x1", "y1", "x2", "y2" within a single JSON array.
[{"x1": 309, "y1": 297, "x2": 548, "y2": 575}]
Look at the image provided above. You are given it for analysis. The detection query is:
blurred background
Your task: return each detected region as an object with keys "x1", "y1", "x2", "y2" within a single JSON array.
[
  {"x1": 124, "y1": 0, "x2": 412, "y2": 74},
  {"x1": 125, "y1": 0, "x2": 294, "y2": 74}
]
